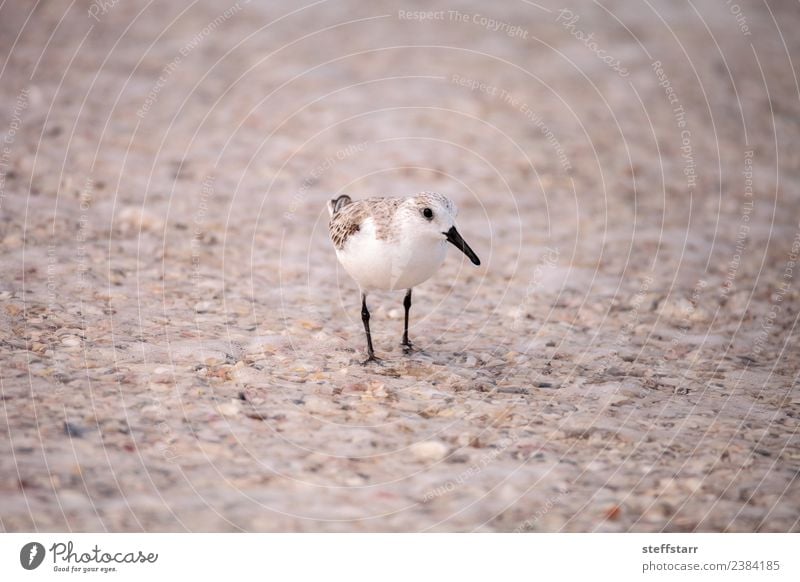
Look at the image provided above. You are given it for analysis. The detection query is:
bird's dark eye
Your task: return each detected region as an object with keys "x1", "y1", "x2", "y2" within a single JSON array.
[{"x1": 422, "y1": 208, "x2": 433, "y2": 220}]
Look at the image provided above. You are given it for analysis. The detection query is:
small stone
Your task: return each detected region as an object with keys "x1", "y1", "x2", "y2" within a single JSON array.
[
  {"x1": 117, "y1": 206, "x2": 164, "y2": 233},
  {"x1": 150, "y1": 367, "x2": 173, "y2": 383},
  {"x1": 64, "y1": 422, "x2": 85, "y2": 438},
  {"x1": 608, "y1": 394, "x2": 632, "y2": 406},
  {"x1": 4, "y1": 303, "x2": 22, "y2": 316},
  {"x1": 457, "y1": 433, "x2": 482, "y2": 448},
  {"x1": 58, "y1": 490, "x2": 91, "y2": 510},
  {"x1": 2, "y1": 234, "x2": 22, "y2": 248},
  {"x1": 60, "y1": 335, "x2": 81, "y2": 347},
  {"x1": 304, "y1": 396, "x2": 333, "y2": 413},
  {"x1": 497, "y1": 386, "x2": 528, "y2": 395},
  {"x1": 604, "y1": 505, "x2": 622, "y2": 521},
  {"x1": 410, "y1": 441, "x2": 448, "y2": 462},
  {"x1": 217, "y1": 400, "x2": 240, "y2": 416},
  {"x1": 447, "y1": 454, "x2": 470, "y2": 463}
]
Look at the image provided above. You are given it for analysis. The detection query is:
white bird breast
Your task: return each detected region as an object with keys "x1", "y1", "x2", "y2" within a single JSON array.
[{"x1": 336, "y1": 217, "x2": 448, "y2": 291}]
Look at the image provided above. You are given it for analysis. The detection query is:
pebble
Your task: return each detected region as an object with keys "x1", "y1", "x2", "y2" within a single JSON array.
[
  {"x1": 456, "y1": 433, "x2": 481, "y2": 448},
  {"x1": 304, "y1": 396, "x2": 334, "y2": 414},
  {"x1": 64, "y1": 422, "x2": 85, "y2": 438},
  {"x1": 410, "y1": 441, "x2": 449, "y2": 462},
  {"x1": 217, "y1": 400, "x2": 241, "y2": 417},
  {"x1": 116, "y1": 206, "x2": 164, "y2": 233}
]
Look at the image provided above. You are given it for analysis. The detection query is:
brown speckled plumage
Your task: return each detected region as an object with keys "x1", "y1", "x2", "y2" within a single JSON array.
[{"x1": 329, "y1": 196, "x2": 403, "y2": 249}]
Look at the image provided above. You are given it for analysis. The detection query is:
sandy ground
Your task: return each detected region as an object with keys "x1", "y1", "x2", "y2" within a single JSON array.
[{"x1": 1, "y1": 0, "x2": 798, "y2": 532}]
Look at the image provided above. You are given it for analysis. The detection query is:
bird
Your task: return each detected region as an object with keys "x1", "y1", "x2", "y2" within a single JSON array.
[{"x1": 327, "y1": 192, "x2": 481, "y2": 363}]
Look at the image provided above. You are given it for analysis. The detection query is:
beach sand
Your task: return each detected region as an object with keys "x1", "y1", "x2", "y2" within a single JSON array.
[{"x1": 1, "y1": 0, "x2": 798, "y2": 531}]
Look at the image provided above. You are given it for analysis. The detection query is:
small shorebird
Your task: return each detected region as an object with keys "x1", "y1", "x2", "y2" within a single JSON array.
[{"x1": 328, "y1": 192, "x2": 481, "y2": 362}]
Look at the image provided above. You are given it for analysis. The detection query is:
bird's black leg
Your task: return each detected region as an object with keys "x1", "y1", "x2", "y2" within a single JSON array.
[
  {"x1": 361, "y1": 292, "x2": 378, "y2": 363},
  {"x1": 402, "y1": 288, "x2": 413, "y2": 353}
]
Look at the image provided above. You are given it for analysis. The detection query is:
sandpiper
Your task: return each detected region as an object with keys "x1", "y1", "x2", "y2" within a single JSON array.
[{"x1": 328, "y1": 192, "x2": 481, "y2": 362}]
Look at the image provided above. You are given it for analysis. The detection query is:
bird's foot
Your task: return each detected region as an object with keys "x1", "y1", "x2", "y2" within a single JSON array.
[
  {"x1": 402, "y1": 342, "x2": 428, "y2": 356},
  {"x1": 361, "y1": 354, "x2": 382, "y2": 366}
]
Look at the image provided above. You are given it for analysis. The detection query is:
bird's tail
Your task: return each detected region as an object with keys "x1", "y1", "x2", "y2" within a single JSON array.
[{"x1": 327, "y1": 194, "x2": 352, "y2": 217}]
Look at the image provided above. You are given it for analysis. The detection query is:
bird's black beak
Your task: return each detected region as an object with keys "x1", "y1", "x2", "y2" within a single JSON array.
[{"x1": 444, "y1": 226, "x2": 481, "y2": 266}]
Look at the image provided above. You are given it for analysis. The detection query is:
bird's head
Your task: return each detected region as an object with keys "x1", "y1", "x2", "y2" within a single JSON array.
[{"x1": 403, "y1": 192, "x2": 480, "y2": 266}]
